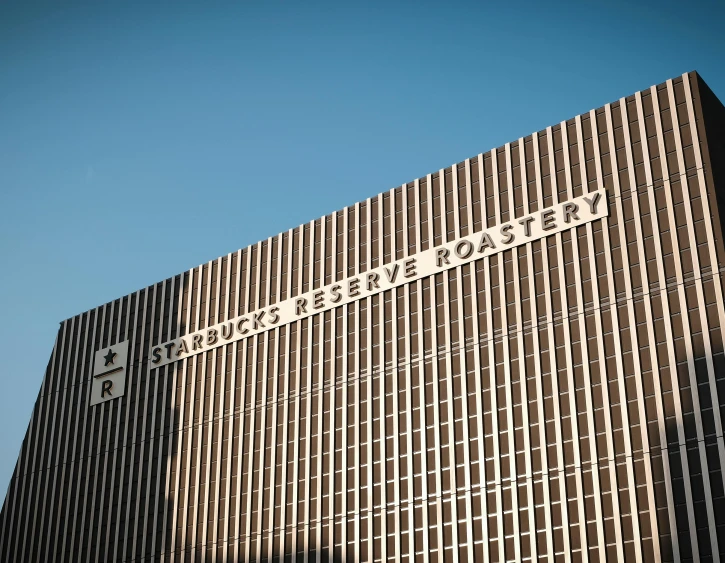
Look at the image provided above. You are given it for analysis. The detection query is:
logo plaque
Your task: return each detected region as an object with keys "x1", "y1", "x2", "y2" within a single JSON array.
[{"x1": 90, "y1": 340, "x2": 129, "y2": 406}]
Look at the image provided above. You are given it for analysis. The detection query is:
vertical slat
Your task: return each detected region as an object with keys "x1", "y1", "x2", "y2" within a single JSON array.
[
  {"x1": 200, "y1": 260, "x2": 220, "y2": 561},
  {"x1": 512, "y1": 140, "x2": 538, "y2": 561},
  {"x1": 188, "y1": 343, "x2": 206, "y2": 562},
  {"x1": 169, "y1": 268, "x2": 194, "y2": 563},
  {"x1": 353, "y1": 204, "x2": 362, "y2": 562},
  {"x1": 63, "y1": 308, "x2": 91, "y2": 562},
  {"x1": 428, "y1": 173, "x2": 444, "y2": 563},
  {"x1": 235, "y1": 245, "x2": 252, "y2": 559},
  {"x1": 73, "y1": 304, "x2": 105, "y2": 560},
  {"x1": 83, "y1": 303, "x2": 111, "y2": 562},
  {"x1": 541, "y1": 129, "x2": 572, "y2": 562},
  {"x1": 243, "y1": 336, "x2": 258, "y2": 560},
  {"x1": 251, "y1": 240, "x2": 273, "y2": 562},
  {"x1": 267, "y1": 319, "x2": 282, "y2": 560},
  {"x1": 189, "y1": 274, "x2": 208, "y2": 560},
  {"x1": 251, "y1": 329, "x2": 270, "y2": 560},
  {"x1": 472, "y1": 156, "x2": 490, "y2": 558},
  {"x1": 141, "y1": 279, "x2": 168, "y2": 561},
  {"x1": 314, "y1": 218, "x2": 325, "y2": 560},
  {"x1": 520, "y1": 137, "x2": 551, "y2": 561},
  {"x1": 261, "y1": 238, "x2": 276, "y2": 559},
  {"x1": 507, "y1": 142, "x2": 538, "y2": 561},
  {"x1": 231, "y1": 335, "x2": 250, "y2": 560},
  {"x1": 266, "y1": 234, "x2": 286, "y2": 562},
  {"x1": 552, "y1": 124, "x2": 589, "y2": 562},
  {"x1": 210, "y1": 257, "x2": 230, "y2": 563},
  {"x1": 110, "y1": 291, "x2": 141, "y2": 561},
  {"x1": 364, "y1": 198, "x2": 375, "y2": 558},
  {"x1": 389, "y1": 192, "x2": 402, "y2": 562},
  {"x1": 401, "y1": 183, "x2": 416, "y2": 560},
  {"x1": 180, "y1": 267, "x2": 203, "y2": 560},
  {"x1": 439, "y1": 167, "x2": 460, "y2": 563},
  {"x1": 289, "y1": 223, "x2": 306, "y2": 561},
  {"x1": 327, "y1": 218, "x2": 337, "y2": 558},
  {"x1": 373, "y1": 192, "x2": 386, "y2": 561},
  {"x1": 341, "y1": 209, "x2": 350, "y2": 562},
  {"x1": 191, "y1": 260, "x2": 214, "y2": 561},
  {"x1": 158, "y1": 273, "x2": 184, "y2": 562},
  {"x1": 209, "y1": 256, "x2": 227, "y2": 562},
  {"x1": 302, "y1": 224, "x2": 316, "y2": 561},
  {"x1": 106, "y1": 296, "x2": 132, "y2": 562},
  {"x1": 220, "y1": 251, "x2": 241, "y2": 562},
  {"x1": 527, "y1": 135, "x2": 556, "y2": 562},
  {"x1": 495, "y1": 146, "x2": 520, "y2": 562},
  {"x1": 480, "y1": 154, "x2": 501, "y2": 561},
  {"x1": 277, "y1": 229, "x2": 295, "y2": 559},
  {"x1": 413, "y1": 177, "x2": 431, "y2": 562},
  {"x1": 243, "y1": 242, "x2": 264, "y2": 561},
  {"x1": 451, "y1": 162, "x2": 475, "y2": 561},
  {"x1": 487, "y1": 151, "x2": 507, "y2": 563}
]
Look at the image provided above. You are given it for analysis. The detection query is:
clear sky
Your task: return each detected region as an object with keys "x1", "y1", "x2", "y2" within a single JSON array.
[{"x1": 1, "y1": 0, "x2": 723, "y2": 502}]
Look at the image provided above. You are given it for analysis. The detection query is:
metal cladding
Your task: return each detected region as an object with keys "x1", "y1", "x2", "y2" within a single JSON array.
[{"x1": 1, "y1": 71, "x2": 725, "y2": 562}]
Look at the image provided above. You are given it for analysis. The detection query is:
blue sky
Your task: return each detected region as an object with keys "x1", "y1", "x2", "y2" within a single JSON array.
[{"x1": 0, "y1": 0, "x2": 723, "y2": 501}]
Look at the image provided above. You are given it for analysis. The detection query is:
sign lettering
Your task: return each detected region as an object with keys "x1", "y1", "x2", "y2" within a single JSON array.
[{"x1": 150, "y1": 189, "x2": 607, "y2": 368}]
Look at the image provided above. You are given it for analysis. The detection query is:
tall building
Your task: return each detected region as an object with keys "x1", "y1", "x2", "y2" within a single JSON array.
[{"x1": 1, "y1": 71, "x2": 724, "y2": 562}]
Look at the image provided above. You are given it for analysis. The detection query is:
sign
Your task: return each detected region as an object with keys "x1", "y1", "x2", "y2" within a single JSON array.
[
  {"x1": 91, "y1": 340, "x2": 129, "y2": 406},
  {"x1": 150, "y1": 189, "x2": 607, "y2": 368}
]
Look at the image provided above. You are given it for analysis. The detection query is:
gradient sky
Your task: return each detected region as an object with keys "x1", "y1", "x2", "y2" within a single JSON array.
[{"x1": 1, "y1": 0, "x2": 723, "y2": 502}]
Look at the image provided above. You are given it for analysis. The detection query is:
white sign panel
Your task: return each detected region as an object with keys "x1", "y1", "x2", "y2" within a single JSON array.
[
  {"x1": 150, "y1": 189, "x2": 608, "y2": 368},
  {"x1": 90, "y1": 340, "x2": 129, "y2": 406}
]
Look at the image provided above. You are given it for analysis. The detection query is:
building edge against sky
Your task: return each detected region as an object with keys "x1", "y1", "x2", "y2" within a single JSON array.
[{"x1": 1, "y1": 71, "x2": 724, "y2": 561}]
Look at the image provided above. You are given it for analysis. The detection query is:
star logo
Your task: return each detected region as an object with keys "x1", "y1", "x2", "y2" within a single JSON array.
[{"x1": 103, "y1": 348, "x2": 117, "y2": 366}]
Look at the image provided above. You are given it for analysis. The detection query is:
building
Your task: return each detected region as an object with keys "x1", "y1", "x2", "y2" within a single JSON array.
[{"x1": 1, "y1": 70, "x2": 724, "y2": 562}]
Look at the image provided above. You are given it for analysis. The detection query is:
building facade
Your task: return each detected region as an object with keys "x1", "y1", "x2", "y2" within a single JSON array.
[{"x1": 1, "y1": 71, "x2": 725, "y2": 562}]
